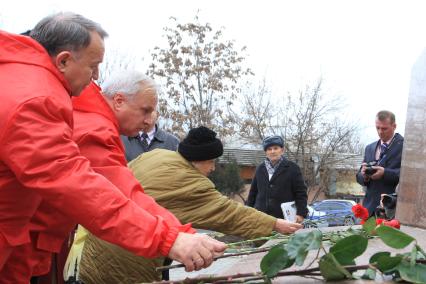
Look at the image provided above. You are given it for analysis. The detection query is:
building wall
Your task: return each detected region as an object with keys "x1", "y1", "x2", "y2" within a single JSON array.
[
  {"x1": 334, "y1": 170, "x2": 365, "y2": 196},
  {"x1": 240, "y1": 166, "x2": 256, "y2": 181}
]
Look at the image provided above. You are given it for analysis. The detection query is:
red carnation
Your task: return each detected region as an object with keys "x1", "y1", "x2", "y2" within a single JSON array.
[
  {"x1": 383, "y1": 219, "x2": 401, "y2": 229},
  {"x1": 352, "y1": 204, "x2": 369, "y2": 221},
  {"x1": 376, "y1": 218, "x2": 384, "y2": 225}
]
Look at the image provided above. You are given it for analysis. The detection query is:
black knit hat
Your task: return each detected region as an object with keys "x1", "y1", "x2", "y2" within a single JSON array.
[
  {"x1": 178, "y1": 126, "x2": 223, "y2": 161},
  {"x1": 262, "y1": 135, "x2": 284, "y2": 151}
]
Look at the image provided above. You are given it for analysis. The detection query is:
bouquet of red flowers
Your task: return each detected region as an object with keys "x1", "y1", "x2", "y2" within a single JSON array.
[{"x1": 352, "y1": 204, "x2": 400, "y2": 229}]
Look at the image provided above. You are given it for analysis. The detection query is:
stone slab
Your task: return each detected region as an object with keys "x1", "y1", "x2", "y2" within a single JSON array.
[
  {"x1": 397, "y1": 48, "x2": 426, "y2": 228},
  {"x1": 171, "y1": 225, "x2": 426, "y2": 283}
]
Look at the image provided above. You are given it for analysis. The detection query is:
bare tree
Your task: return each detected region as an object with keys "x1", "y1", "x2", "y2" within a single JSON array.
[
  {"x1": 279, "y1": 78, "x2": 362, "y2": 195},
  {"x1": 147, "y1": 15, "x2": 253, "y2": 139},
  {"x1": 239, "y1": 77, "x2": 362, "y2": 197},
  {"x1": 237, "y1": 78, "x2": 276, "y2": 144},
  {"x1": 97, "y1": 48, "x2": 144, "y2": 85}
]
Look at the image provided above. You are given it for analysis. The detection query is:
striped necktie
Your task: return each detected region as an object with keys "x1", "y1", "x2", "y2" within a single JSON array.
[
  {"x1": 379, "y1": 143, "x2": 388, "y2": 160},
  {"x1": 140, "y1": 132, "x2": 149, "y2": 151}
]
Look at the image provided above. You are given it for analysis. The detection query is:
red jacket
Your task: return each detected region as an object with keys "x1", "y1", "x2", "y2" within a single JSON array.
[
  {"x1": 72, "y1": 82, "x2": 189, "y2": 232},
  {"x1": 0, "y1": 30, "x2": 185, "y2": 280}
]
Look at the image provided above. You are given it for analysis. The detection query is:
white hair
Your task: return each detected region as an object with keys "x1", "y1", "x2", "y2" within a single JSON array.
[{"x1": 101, "y1": 70, "x2": 158, "y2": 100}]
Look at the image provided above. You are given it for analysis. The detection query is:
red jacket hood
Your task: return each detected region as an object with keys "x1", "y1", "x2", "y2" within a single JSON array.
[
  {"x1": 0, "y1": 30, "x2": 71, "y2": 93},
  {"x1": 72, "y1": 81, "x2": 120, "y2": 130}
]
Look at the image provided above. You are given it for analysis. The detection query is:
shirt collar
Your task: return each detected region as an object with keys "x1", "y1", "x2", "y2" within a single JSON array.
[
  {"x1": 381, "y1": 133, "x2": 395, "y2": 145},
  {"x1": 139, "y1": 127, "x2": 155, "y2": 143}
]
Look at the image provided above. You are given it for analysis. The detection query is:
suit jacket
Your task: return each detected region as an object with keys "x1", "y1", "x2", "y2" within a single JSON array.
[
  {"x1": 356, "y1": 133, "x2": 404, "y2": 215},
  {"x1": 247, "y1": 157, "x2": 308, "y2": 218},
  {"x1": 121, "y1": 127, "x2": 179, "y2": 162}
]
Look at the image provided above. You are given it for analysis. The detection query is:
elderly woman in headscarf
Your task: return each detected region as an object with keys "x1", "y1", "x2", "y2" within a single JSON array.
[{"x1": 77, "y1": 126, "x2": 302, "y2": 284}]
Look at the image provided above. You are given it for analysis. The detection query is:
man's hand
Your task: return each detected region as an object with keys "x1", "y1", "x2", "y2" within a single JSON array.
[
  {"x1": 360, "y1": 163, "x2": 370, "y2": 182},
  {"x1": 295, "y1": 215, "x2": 304, "y2": 224},
  {"x1": 370, "y1": 166, "x2": 385, "y2": 180},
  {"x1": 168, "y1": 232, "x2": 227, "y2": 272},
  {"x1": 274, "y1": 219, "x2": 303, "y2": 234}
]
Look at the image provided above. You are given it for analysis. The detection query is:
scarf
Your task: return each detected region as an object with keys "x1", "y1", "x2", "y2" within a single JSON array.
[{"x1": 265, "y1": 155, "x2": 284, "y2": 178}]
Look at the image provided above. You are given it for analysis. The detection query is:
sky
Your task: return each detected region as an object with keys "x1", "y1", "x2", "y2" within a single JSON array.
[{"x1": 2, "y1": 0, "x2": 426, "y2": 145}]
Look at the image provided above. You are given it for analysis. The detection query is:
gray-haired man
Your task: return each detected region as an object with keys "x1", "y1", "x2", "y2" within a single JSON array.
[{"x1": 0, "y1": 13, "x2": 225, "y2": 282}]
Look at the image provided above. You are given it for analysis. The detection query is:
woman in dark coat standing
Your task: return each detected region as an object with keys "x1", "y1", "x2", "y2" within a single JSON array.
[{"x1": 247, "y1": 136, "x2": 308, "y2": 223}]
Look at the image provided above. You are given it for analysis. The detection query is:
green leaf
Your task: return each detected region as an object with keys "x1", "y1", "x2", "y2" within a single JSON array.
[
  {"x1": 286, "y1": 231, "x2": 322, "y2": 266},
  {"x1": 330, "y1": 234, "x2": 342, "y2": 243},
  {"x1": 319, "y1": 253, "x2": 352, "y2": 281},
  {"x1": 411, "y1": 245, "x2": 418, "y2": 266},
  {"x1": 370, "y1": 251, "x2": 390, "y2": 264},
  {"x1": 329, "y1": 235, "x2": 368, "y2": 265},
  {"x1": 376, "y1": 225, "x2": 415, "y2": 249},
  {"x1": 398, "y1": 260, "x2": 426, "y2": 283},
  {"x1": 263, "y1": 276, "x2": 272, "y2": 284},
  {"x1": 362, "y1": 216, "x2": 376, "y2": 235},
  {"x1": 361, "y1": 268, "x2": 376, "y2": 280},
  {"x1": 376, "y1": 255, "x2": 402, "y2": 273},
  {"x1": 416, "y1": 244, "x2": 426, "y2": 258},
  {"x1": 307, "y1": 230, "x2": 323, "y2": 250},
  {"x1": 260, "y1": 244, "x2": 294, "y2": 278}
]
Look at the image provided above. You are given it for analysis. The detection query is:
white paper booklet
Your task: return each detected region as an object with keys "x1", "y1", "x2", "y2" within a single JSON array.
[{"x1": 281, "y1": 201, "x2": 297, "y2": 222}]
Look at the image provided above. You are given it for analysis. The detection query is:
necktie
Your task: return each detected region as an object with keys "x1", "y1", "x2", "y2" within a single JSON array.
[
  {"x1": 379, "y1": 143, "x2": 388, "y2": 160},
  {"x1": 140, "y1": 132, "x2": 149, "y2": 151}
]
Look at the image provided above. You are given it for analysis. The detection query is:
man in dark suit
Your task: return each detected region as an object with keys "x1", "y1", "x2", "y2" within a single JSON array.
[
  {"x1": 356, "y1": 110, "x2": 404, "y2": 216},
  {"x1": 121, "y1": 110, "x2": 179, "y2": 162},
  {"x1": 247, "y1": 136, "x2": 308, "y2": 223}
]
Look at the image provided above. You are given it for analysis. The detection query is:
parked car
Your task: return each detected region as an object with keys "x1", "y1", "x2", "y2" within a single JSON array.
[
  {"x1": 310, "y1": 199, "x2": 360, "y2": 226},
  {"x1": 280, "y1": 202, "x2": 329, "y2": 228},
  {"x1": 305, "y1": 205, "x2": 329, "y2": 228}
]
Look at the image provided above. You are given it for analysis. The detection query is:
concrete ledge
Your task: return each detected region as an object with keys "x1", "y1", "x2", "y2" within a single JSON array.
[{"x1": 171, "y1": 225, "x2": 426, "y2": 283}]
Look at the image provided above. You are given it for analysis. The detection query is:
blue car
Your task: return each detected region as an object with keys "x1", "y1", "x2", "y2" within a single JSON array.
[
  {"x1": 310, "y1": 199, "x2": 360, "y2": 226},
  {"x1": 304, "y1": 205, "x2": 329, "y2": 228}
]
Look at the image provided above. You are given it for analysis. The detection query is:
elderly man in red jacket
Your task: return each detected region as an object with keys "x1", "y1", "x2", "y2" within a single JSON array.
[
  {"x1": 0, "y1": 12, "x2": 225, "y2": 283},
  {"x1": 65, "y1": 72, "x2": 180, "y2": 282}
]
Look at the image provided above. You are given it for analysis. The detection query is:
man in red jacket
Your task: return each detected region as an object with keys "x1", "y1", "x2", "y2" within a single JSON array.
[
  {"x1": 0, "y1": 12, "x2": 225, "y2": 283},
  {"x1": 65, "y1": 72, "x2": 186, "y2": 282}
]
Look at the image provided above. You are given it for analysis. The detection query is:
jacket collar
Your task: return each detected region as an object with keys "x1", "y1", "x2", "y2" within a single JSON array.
[
  {"x1": 264, "y1": 157, "x2": 290, "y2": 181},
  {"x1": 0, "y1": 30, "x2": 71, "y2": 94},
  {"x1": 374, "y1": 132, "x2": 403, "y2": 151},
  {"x1": 128, "y1": 124, "x2": 167, "y2": 142},
  {"x1": 72, "y1": 81, "x2": 120, "y2": 130},
  {"x1": 153, "y1": 127, "x2": 166, "y2": 142}
]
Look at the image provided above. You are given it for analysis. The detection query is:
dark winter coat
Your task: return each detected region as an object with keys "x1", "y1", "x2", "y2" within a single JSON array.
[{"x1": 247, "y1": 158, "x2": 308, "y2": 218}]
